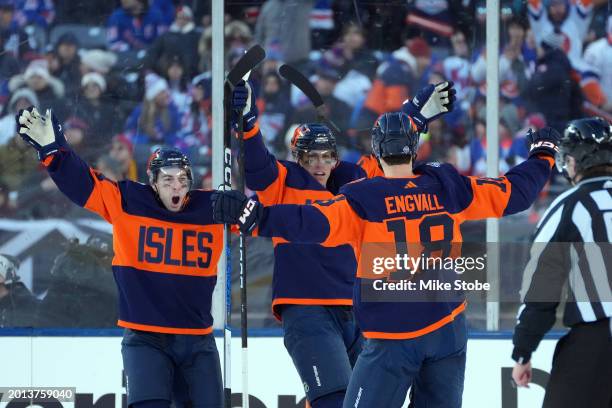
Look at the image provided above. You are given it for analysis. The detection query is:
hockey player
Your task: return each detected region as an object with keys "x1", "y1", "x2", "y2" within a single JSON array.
[
  {"x1": 232, "y1": 81, "x2": 364, "y2": 408},
  {"x1": 511, "y1": 117, "x2": 612, "y2": 407},
  {"x1": 213, "y1": 111, "x2": 559, "y2": 407},
  {"x1": 16, "y1": 107, "x2": 223, "y2": 408},
  {"x1": 230, "y1": 80, "x2": 454, "y2": 407},
  {"x1": 357, "y1": 82, "x2": 456, "y2": 178}
]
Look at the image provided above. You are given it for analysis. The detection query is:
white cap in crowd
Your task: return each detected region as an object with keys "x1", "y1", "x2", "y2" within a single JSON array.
[
  {"x1": 145, "y1": 73, "x2": 169, "y2": 101},
  {"x1": 81, "y1": 72, "x2": 107, "y2": 92},
  {"x1": 80, "y1": 49, "x2": 117, "y2": 74},
  {"x1": 24, "y1": 59, "x2": 51, "y2": 82}
]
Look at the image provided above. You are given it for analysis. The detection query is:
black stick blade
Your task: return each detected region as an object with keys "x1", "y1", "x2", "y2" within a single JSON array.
[
  {"x1": 279, "y1": 64, "x2": 324, "y2": 108},
  {"x1": 226, "y1": 44, "x2": 266, "y2": 87}
]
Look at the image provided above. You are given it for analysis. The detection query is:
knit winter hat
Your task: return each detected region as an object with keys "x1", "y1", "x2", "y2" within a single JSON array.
[
  {"x1": 145, "y1": 73, "x2": 169, "y2": 101},
  {"x1": 24, "y1": 59, "x2": 50, "y2": 81},
  {"x1": 80, "y1": 49, "x2": 117, "y2": 74},
  {"x1": 9, "y1": 87, "x2": 39, "y2": 110},
  {"x1": 81, "y1": 72, "x2": 107, "y2": 92}
]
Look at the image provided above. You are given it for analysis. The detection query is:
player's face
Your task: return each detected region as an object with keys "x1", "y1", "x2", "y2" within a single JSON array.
[
  {"x1": 556, "y1": 154, "x2": 578, "y2": 183},
  {"x1": 153, "y1": 167, "x2": 191, "y2": 212},
  {"x1": 299, "y1": 150, "x2": 337, "y2": 187}
]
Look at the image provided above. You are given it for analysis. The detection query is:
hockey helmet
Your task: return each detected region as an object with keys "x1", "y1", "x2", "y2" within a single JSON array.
[
  {"x1": 371, "y1": 112, "x2": 419, "y2": 160},
  {"x1": 556, "y1": 117, "x2": 612, "y2": 174},
  {"x1": 146, "y1": 147, "x2": 193, "y2": 186},
  {"x1": 290, "y1": 123, "x2": 337, "y2": 161}
]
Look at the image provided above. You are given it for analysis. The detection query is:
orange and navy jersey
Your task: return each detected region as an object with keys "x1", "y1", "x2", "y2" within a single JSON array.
[
  {"x1": 357, "y1": 154, "x2": 384, "y2": 178},
  {"x1": 257, "y1": 156, "x2": 554, "y2": 338},
  {"x1": 45, "y1": 150, "x2": 223, "y2": 334},
  {"x1": 243, "y1": 123, "x2": 366, "y2": 319}
]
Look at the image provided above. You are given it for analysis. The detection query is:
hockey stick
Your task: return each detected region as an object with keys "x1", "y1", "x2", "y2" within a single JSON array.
[
  {"x1": 223, "y1": 44, "x2": 265, "y2": 408},
  {"x1": 278, "y1": 64, "x2": 342, "y2": 134},
  {"x1": 236, "y1": 68, "x2": 251, "y2": 408}
]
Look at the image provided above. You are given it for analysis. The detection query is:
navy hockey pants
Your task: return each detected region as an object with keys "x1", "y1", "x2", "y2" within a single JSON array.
[
  {"x1": 281, "y1": 305, "x2": 364, "y2": 403},
  {"x1": 343, "y1": 312, "x2": 467, "y2": 408},
  {"x1": 121, "y1": 328, "x2": 222, "y2": 407}
]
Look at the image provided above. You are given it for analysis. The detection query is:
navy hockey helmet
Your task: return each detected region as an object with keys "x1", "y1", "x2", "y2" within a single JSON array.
[
  {"x1": 556, "y1": 117, "x2": 612, "y2": 174},
  {"x1": 290, "y1": 123, "x2": 337, "y2": 161},
  {"x1": 371, "y1": 112, "x2": 419, "y2": 160},
  {"x1": 147, "y1": 147, "x2": 193, "y2": 186}
]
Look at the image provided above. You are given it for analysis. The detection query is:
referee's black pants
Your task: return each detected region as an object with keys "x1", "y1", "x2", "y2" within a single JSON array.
[{"x1": 543, "y1": 318, "x2": 612, "y2": 408}]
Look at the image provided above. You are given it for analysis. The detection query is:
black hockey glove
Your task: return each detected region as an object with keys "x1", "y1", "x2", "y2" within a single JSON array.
[
  {"x1": 525, "y1": 127, "x2": 560, "y2": 159},
  {"x1": 211, "y1": 190, "x2": 262, "y2": 234}
]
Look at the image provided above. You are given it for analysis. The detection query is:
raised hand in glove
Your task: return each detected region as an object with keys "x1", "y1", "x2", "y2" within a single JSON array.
[
  {"x1": 525, "y1": 127, "x2": 560, "y2": 159},
  {"x1": 16, "y1": 107, "x2": 67, "y2": 161},
  {"x1": 402, "y1": 81, "x2": 456, "y2": 132},
  {"x1": 211, "y1": 189, "x2": 262, "y2": 234},
  {"x1": 231, "y1": 80, "x2": 258, "y2": 132}
]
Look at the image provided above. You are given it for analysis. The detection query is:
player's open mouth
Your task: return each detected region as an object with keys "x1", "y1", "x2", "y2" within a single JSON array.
[
  {"x1": 314, "y1": 172, "x2": 326, "y2": 177},
  {"x1": 172, "y1": 196, "x2": 180, "y2": 205}
]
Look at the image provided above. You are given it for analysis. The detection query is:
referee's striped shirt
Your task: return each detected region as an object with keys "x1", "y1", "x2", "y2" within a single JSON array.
[{"x1": 512, "y1": 175, "x2": 612, "y2": 363}]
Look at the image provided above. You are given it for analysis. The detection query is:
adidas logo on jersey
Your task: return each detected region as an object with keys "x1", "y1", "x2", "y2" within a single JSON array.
[{"x1": 404, "y1": 181, "x2": 417, "y2": 188}]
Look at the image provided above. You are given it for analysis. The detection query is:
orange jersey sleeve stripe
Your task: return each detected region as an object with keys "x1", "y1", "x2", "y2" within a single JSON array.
[
  {"x1": 256, "y1": 161, "x2": 288, "y2": 205},
  {"x1": 362, "y1": 301, "x2": 466, "y2": 339},
  {"x1": 459, "y1": 176, "x2": 512, "y2": 221},
  {"x1": 244, "y1": 122, "x2": 260, "y2": 140},
  {"x1": 41, "y1": 154, "x2": 55, "y2": 167},
  {"x1": 83, "y1": 168, "x2": 123, "y2": 223},
  {"x1": 313, "y1": 197, "x2": 363, "y2": 248},
  {"x1": 357, "y1": 154, "x2": 384, "y2": 178},
  {"x1": 538, "y1": 155, "x2": 554, "y2": 168},
  {"x1": 118, "y1": 320, "x2": 214, "y2": 335}
]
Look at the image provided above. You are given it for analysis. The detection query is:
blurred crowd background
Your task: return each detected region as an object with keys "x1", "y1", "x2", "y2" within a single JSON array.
[{"x1": 0, "y1": 0, "x2": 610, "y2": 330}]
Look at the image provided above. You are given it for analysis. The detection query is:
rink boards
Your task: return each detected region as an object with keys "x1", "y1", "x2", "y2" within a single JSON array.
[{"x1": 0, "y1": 333, "x2": 558, "y2": 408}]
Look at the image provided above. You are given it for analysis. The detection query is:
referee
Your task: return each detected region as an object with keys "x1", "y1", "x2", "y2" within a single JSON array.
[{"x1": 511, "y1": 117, "x2": 612, "y2": 407}]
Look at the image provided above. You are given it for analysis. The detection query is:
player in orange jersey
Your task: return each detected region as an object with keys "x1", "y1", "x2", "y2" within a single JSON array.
[
  {"x1": 213, "y1": 111, "x2": 559, "y2": 408},
  {"x1": 17, "y1": 107, "x2": 223, "y2": 408}
]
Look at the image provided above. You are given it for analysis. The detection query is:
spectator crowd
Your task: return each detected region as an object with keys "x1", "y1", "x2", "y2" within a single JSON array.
[
  {"x1": 0, "y1": 0, "x2": 609, "y2": 327},
  {"x1": 0, "y1": 0, "x2": 610, "y2": 219}
]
